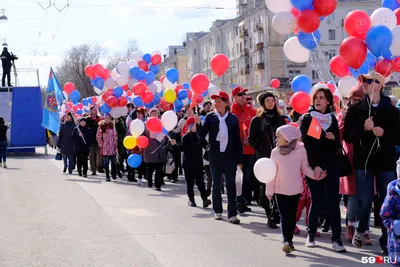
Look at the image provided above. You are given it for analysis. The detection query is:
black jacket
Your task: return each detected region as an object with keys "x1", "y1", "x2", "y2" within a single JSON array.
[
  {"x1": 72, "y1": 126, "x2": 92, "y2": 153},
  {"x1": 0, "y1": 125, "x2": 7, "y2": 142},
  {"x1": 58, "y1": 121, "x2": 76, "y2": 156},
  {"x1": 85, "y1": 116, "x2": 101, "y2": 145},
  {"x1": 248, "y1": 113, "x2": 287, "y2": 159},
  {"x1": 300, "y1": 109, "x2": 341, "y2": 170},
  {"x1": 197, "y1": 112, "x2": 243, "y2": 164},
  {"x1": 1, "y1": 50, "x2": 12, "y2": 68},
  {"x1": 343, "y1": 94, "x2": 400, "y2": 172},
  {"x1": 182, "y1": 132, "x2": 204, "y2": 169}
]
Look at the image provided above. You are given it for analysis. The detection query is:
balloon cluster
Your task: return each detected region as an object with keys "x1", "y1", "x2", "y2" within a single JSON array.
[
  {"x1": 331, "y1": 3, "x2": 400, "y2": 97},
  {"x1": 267, "y1": 0, "x2": 337, "y2": 63}
]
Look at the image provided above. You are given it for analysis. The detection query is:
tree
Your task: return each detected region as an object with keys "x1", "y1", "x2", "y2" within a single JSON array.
[
  {"x1": 107, "y1": 39, "x2": 140, "y2": 70},
  {"x1": 56, "y1": 43, "x2": 105, "y2": 98}
]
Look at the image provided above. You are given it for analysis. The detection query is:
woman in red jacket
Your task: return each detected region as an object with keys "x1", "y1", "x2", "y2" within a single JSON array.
[{"x1": 97, "y1": 114, "x2": 118, "y2": 182}]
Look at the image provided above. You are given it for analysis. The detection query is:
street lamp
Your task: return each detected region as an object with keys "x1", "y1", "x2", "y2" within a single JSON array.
[{"x1": 0, "y1": 9, "x2": 7, "y2": 23}]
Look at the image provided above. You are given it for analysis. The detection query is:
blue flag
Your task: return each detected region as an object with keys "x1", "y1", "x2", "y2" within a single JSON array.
[{"x1": 41, "y1": 68, "x2": 65, "y2": 134}]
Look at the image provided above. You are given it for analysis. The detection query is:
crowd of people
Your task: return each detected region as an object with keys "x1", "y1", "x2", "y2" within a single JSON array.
[{"x1": 51, "y1": 70, "x2": 400, "y2": 263}]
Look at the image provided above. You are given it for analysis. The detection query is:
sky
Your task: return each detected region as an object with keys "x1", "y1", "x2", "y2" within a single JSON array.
[{"x1": 1, "y1": 0, "x2": 236, "y2": 87}]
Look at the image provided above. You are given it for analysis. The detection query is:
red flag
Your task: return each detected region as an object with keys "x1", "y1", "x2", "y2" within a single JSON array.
[{"x1": 307, "y1": 118, "x2": 322, "y2": 140}]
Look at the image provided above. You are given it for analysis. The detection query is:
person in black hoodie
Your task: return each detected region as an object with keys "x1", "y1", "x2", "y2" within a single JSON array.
[
  {"x1": 72, "y1": 117, "x2": 92, "y2": 177},
  {"x1": 181, "y1": 116, "x2": 212, "y2": 208},
  {"x1": 343, "y1": 71, "x2": 400, "y2": 254},
  {"x1": 85, "y1": 106, "x2": 102, "y2": 175},
  {"x1": 58, "y1": 113, "x2": 76, "y2": 174},
  {"x1": 0, "y1": 117, "x2": 8, "y2": 168},
  {"x1": 300, "y1": 87, "x2": 346, "y2": 252},
  {"x1": 194, "y1": 91, "x2": 243, "y2": 224},
  {"x1": 248, "y1": 92, "x2": 286, "y2": 229},
  {"x1": 0, "y1": 47, "x2": 13, "y2": 87}
]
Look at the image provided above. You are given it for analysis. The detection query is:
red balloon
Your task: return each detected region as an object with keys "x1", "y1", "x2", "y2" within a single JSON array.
[
  {"x1": 160, "y1": 76, "x2": 166, "y2": 83},
  {"x1": 74, "y1": 114, "x2": 81, "y2": 120},
  {"x1": 138, "y1": 60, "x2": 148, "y2": 72},
  {"x1": 151, "y1": 54, "x2": 162, "y2": 65},
  {"x1": 291, "y1": 7, "x2": 300, "y2": 17},
  {"x1": 374, "y1": 59, "x2": 392, "y2": 77},
  {"x1": 137, "y1": 136, "x2": 149, "y2": 149},
  {"x1": 102, "y1": 91, "x2": 113, "y2": 102},
  {"x1": 313, "y1": 0, "x2": 337, "y2": 17},
  {"x1": 146, "y1": 117, "x2": 163, "y2": 133},
  {"x1": 127, "y1": 90, "x2": 133, "y2": 96},
  {"x1": 91, "y1": 96, "x2": 97, "y2": 103},
  {"x1": 64, "y1": 82, "x2": 75, "y2": 95},
  {"x1": 290, "y1": 92, "x2": 311, "y2": 114},
  {"x1": 333, "y1": 95, "x2": 340, "y2": 105},
  {"x1": 392, "y1": 57, "x2": 400, "y2": 72},
  {"x1": 133, "y1": 82, "x2": 147, "y2": 95},
  {"x1": 122, "y1": 84, "x2": 129, "y2": 91},
  {"x1": 142, "y1": 90, "x2": 154, "y2": 103},
  {"x1": 297, "y1": 10, "x2": 320, "y2": 33},
  {"x1": 210, "y1": 54, "x2": 229, "y2": 77},
  {"x1": 395, "y1": 8, "x2": 400, "y2": 25},
  {"x1": 77, "y1": 103, "x2": 84, "y2": 109},
  {"x1": 187, "y1": 89, "x2": 193, "y2": 99},
  {"x1": 106, "y1": 96, "x2": 118, "y2": 108},
  {"x1": 344, "y1": 10, "x2": 371, "y2": 40},
  {"x1": 73, "y1": 106, "x2": 78, "y2": 112},
  {"x1": 190, "y1": 74, "x2": 210, "y2": 95},
  {"x1": 195, "y1": 95, "x2": 203, "y2": 104},
  {"x1": 102, "y1": 69, "x2": 111, "y2": 80},
  {"x1": 93, "y1": 64, "x2": 104, "y2": 77},
  {"x1": 84, "y1": 65, "x2": 95, "y2": 78},
  {"x1": 271, "y1": 78, "x2": 280, "y2": 89},
  {"x1": 175, "y1": 84, "x2": 184, "y2": 94},
  {"x1": 117, "y1": 96, "x2": 128, "y2": 107},
  {"x1": 160, "y1": 99, "x2": 173, "y2": 111},
  {"x1": 327, "y1": 83, "x2": 336, "y2": 93},
  {"x1": 339, "y1": 37, "x2": 367, "y2": 69},
  {"x1": 329, "y1": 56, "x2": 350, "y2": 77}
]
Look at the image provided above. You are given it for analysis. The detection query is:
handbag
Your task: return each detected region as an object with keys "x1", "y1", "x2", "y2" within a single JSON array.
[
  {"x1": 337, "y1": 146, "x2": 352, "y2": 177},
  {"x1": 235, "y1": 166, "x2": 243, "y2": 196},
  {"x1": 165, "y1": 152, "x2": 176, "y2": 175},
  {"x1": 55, "y1": 150, "x2": 62, "y2": 161}
]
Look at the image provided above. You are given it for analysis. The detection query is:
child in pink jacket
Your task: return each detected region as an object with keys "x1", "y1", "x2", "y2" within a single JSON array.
[{"x1": 267, "y1": 125, "x2": 325, "y2": 254}]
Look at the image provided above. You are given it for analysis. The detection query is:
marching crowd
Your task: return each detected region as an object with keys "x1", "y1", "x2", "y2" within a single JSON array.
[{"x1": 49, "y1": 70, "x2": 400, "y2": 263}]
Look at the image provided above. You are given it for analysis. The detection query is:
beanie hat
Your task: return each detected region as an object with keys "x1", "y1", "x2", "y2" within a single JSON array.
[
  {"x1": 149, "y1": 107, "x2": 159, "y2": 115},
  {"x1": 276, "y1": 125, "x2": 301, "y2": 142},
  {"x1": 257, "y1": 91, "x2": 276, "y2": 107},
  {"x1": 348, "y1": 84, "x2": 365, "y2": 99}
]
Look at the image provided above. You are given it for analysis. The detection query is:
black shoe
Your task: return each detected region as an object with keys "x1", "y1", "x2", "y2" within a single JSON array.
[
  {"x1": 91, "y1": 171, "x2": 96, "y2": 176},
  {"x1": 171, "y1": 180, "x2": 176, "y2": 183},
  {"x1": 83, "y1": 174, "x2": 87, "y2": 178},
  {"x1": 202, "y1": 199, "x2": 211, "y2": 208},
  {"x1": 236, "y1": 203, "x2": 246, "y2": 214},
  {"x1": 322, "y1": 225, "x2": 330, "y2": 233},
  {"x1": 78, "y1": 173, "x2": 82, "y2": 177},
  {"x1": 112, "y1": 175, "x2": 117, "y2": 180},
  {"x1": 244, "y1": 206, "x2": 252, "y2": 212},
  {"x1": 289, "y1": 242, "x2": 295, "y2": 251},
  {"x1": 148, "y1": 180, "x2": 153, "y2": 188},
  {"x1": 98, "y1": 168, "x2": 104, "y2": 173},
  {"x1": 63, "y1": 168, "x2": 67, "y2": 173},
  {"x1": 267, "y1": 220, "x2": 278, "y2": 229},
  {"x1": 188, "y1": 200, "x2": 197, "y2": 207},
  {"x1": 106, "y1": 177, "x2": 111, "y2": 182},
  {"x1": 68, "y1": 171, "x2": 72, "y2": 174},
  {"x1": 155, "y1": 187, "x2": 161, "y2": 191},
  {"x1": 128, "y1": 177, "x2": 138, "y2": 182},
  {"x1": 118, "y1": 172, "x2": 123, "y2": 178}
]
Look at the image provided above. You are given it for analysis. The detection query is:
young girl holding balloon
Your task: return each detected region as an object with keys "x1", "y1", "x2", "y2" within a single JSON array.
[{"x1": 263, "y1": 125, "x2": 325, "y2": 254}]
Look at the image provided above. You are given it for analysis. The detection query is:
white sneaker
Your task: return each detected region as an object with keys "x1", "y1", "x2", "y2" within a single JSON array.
[
  {"x1": 138, "y1": 179, "x2": 142, "y2": 185},
  {"x1": 332, "y1": 240, "x2": 347, "y2": 252},
  {"x1": 3, "y1": 163, "x2": 7, "y2": 168},
  {"x1": 306, "y1": 235, "x2": 316, "y2": 247},
  {"x1": 214, "y1": 213, "x2": 222, "y2": 220}
]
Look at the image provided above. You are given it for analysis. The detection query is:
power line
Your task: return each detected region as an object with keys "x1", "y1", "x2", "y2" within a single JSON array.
[{"x1": 32, "y1": 6, "x2": 50, "y2": 55}]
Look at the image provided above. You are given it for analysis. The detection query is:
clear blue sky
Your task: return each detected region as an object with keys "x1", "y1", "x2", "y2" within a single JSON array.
[{"x1": 1, "y1": 0, "x2": 236, "y2": 86}]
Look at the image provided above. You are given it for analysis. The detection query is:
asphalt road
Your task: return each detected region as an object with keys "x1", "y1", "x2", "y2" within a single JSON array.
[{"x1": 0, "y1": 149, "x2": 386, "y2": 267}]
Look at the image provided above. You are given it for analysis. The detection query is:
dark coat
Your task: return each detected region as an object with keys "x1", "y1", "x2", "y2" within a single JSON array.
[
  {"x1": 300, "y1": 109, "x2": 341, "y2": 170},
  {"x1": 143, "y1": 130, "x2": 168, "y2": 164},
  {"x1": 85, "y1": 115, "x2": 101, "y2": 145},
  {"x1": 72, "y1": 126, "x2": 92, "y2": 153},
  {"x1": 0, "y1": 50, "x2": 12, "y2": 68},
  {"x1": 182, "y1": 132, "x2": 204, "y2": 169},
  {"x1": 343, "y1": 94, "x2": 400, "y2": 172},
  {"x1": 196, "y1": 111, "x2": 243, "y2": 165},
  {"x1": 0, "y1": 125, "x2": 7, "y2": 142},
  {"x1": 248, "y1": 112, "x2": 287, "y2": 159},
  {"x1": 58, "y1": 121, "x2": 76, "y2": 156}
]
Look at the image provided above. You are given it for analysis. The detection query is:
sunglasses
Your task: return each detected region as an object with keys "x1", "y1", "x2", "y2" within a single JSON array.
[
  {"x1": 365, "y1": 79, "x2": 380, "y2": 85},
  {"x1": 237, "y1": 92, "x2": 246, "y2": 97}
]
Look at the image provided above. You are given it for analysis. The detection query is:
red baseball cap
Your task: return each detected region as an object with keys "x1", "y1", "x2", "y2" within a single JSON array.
[
  {"x1": 211, "y1": 91, "x2": 230, "y2": 102},
  {"x1": 232, "y1": 86, "x2": 248, "y2": 96}
]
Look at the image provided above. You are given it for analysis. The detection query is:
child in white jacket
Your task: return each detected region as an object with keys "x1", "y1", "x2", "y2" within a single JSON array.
[{"x1": 267, "y1": 125, "x2": 326, "y2": 254}]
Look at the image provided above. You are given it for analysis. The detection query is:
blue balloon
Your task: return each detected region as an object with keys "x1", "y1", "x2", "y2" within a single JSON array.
[
  {"x1": 182, "y1": 82, "x2": 190, "y2": 89},
  {"x1": 382, "y1": 0, "x2": 400, "y2": 10},
  {"x1": 127, "y1": 154, "x2": 142, "y2": 168},
  {"x1": 129, "y1": 66, "x2": 140, "y2": 79},
  {"x1": 149, "y1": 64, "x2": 159, "y2": 75},
  {"x1": 177, "y1": 89, "x2": 188, "y2": 100},
  {"x1": 113, "y1": 86, "x2": 123, "y2": 98},
  {"x1": 291, "y1": 75, "x2": 312, "y2": 93},
  {"x1": 137, "y1": 69, "x2": 146, "y2": 81},
  {"x1": 133, "y1": 96, "x2": 144, "y2": 107},
  {"x1": 173, "y1": 99, "x2": 183, "y2": 112},
  {"x1": 290, "y1": 0, "x2": 313, "y2": 11},
  {"x1": 91, "y1": 77, "x2": 104, "y2": 90},
  {"x1": 383, "y1": 50, "x2": 393, "y2": 60},
  {"x1": 230, "y1": 84, "x2": 238, "y2": 89},
  {"x1": 70, "y1": 90, "x2": 81, "y2": 104},
  {"x1": 143, "y1": 53, "x2": 152, "y2": 64},
  {"x1": 320, "y1": 16, "x2": 325, "y2": 22},
  {"x1": 82, "y1": 98, "x2": 88, "y2": 106},
  {"x1": 366, "y1": 25, "x2": 393, "y2": 57},
  {"x1": 145, "y1": 71, "x2": 156, "y2": 85},
  {"x1": 159, "y1": 90, "x2": 164, "y2": 97},
  {"x1": 162, "y1": 127, "x2": 169, "y2": 135},
  {"x1": 202, "y1": 90, "x2": 209, "y2": 97},
  {"x1": 76, "y1": 109, "x2": 83, "y2": 115},
  {"x1": 166, "y1": 68, "x2": 179, "y2": 83},
  {"x1": 153, "y1": 94, "x2": 161, "y2": 104},
  {"x1": 100, "y1": 103, "x2": 111, "y2": 114},
  {"x1": 298, "y1": 30, "x2": 321, "y2": 50},
  {"x1": 144, "y1": 101, "x2": 155, "y2": 109},
  {"x1": 367, "y1": 51, "x2": 377, "y2": 67},
  {"x1": 199, "y1": 115, "x2": 205, "y2": 121}
]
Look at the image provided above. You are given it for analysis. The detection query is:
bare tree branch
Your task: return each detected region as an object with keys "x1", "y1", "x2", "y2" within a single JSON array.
[{"x1": 107, "y1": 39, "x2": 140, "y2": 70}]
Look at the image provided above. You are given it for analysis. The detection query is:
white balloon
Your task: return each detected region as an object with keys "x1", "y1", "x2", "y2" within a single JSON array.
[
  {"x1": 119, "y1": 106, "x2": 128, "y2": 117},
  {"x1": 128, "y1": 78, "x2": 138, "y2": 89},
  {"x1": 161, "y1": 110, "x2": 178, "y2": 131},
  {"x1": 253, "y1": 158, "x2": 277, "y2": 184},
  {"x1": 390, "y1": 26, "x2": 400, "y2": 56},
  {"x1": 116, "y1": 75, "x2": 128, "y2": 86},
  {"x1": 154, "y1": 81, "x2": 163, "y2": 93},
  {"x1": 147, "y1": 84, "x2": 157, "y2": 94},
  {"x1": 163, "y1": 78, "x2": 176, "y2": 90},
  {"x1": 284, "y1": 37, "x2": 310, "y2": 63},
  {"x1": 111, "y1": 68, "x2": 119, "y2": 80},
  {"x1": 338, "y1": 76, "x2": 359, "y2": 98},
  {"x1": 272, "y1": 12, "x2": 296, "y2": 35},
  {"x1": 371, "y1": 8, "x2": 397, "y2": 30},
  {"x1": 309, "y1": 83, "x2": 327, "y2": 98},
  {"x1": 128, "y1": 60, "x2": 138, "y2": 68},
  {"x1": 208, "y1": 83, "x2": 219, "y2": 96},
  {"x1": 182, "y1": 97, "x2": 189, "y2": 106},
  {"x1": 110, "y1": 107, "x2": 122, "y2": 118},
  {"x1": 130, "y1": 119, "x2": 145, "y2": 138},
  {"x1": 265, "y1": 0, "x2": 292, "y2": 13},
  {"x1": 105, "y1": 78, "x2": 115, "y2": 90},
  {"x1": 132, "y1": 51, "x2": 143, "y2": 61},
  {"x1": 117, "y1": 62, "x2": 130, "y2": 77},
  {"x1": 94, "y1": 86, "x2": 104, "y2": 95}
]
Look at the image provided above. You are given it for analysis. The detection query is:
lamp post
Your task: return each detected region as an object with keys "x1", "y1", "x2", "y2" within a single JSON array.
[{"x1": 0, "y1": 9, "x2": 7, "y2": 23}]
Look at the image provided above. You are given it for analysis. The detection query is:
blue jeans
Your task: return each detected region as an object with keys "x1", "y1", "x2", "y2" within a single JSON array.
[
  {"x1": 355, "y1": 170, "x2": 395, "y2": 233},
  {"x1": 346, "y1": 195, "x2": 370, "y2": 231},
  {"x1": 63, "y1": 154, "x2": 74, "y2": 172},
  {"x1": 237, "y1": 154, "x2": 256, "y2": 205},
  {"x1": 0, "y1": 141, "x2": 7, "y2": 163},
  {"x1": 103, "y1": 156, "x2": 117, "y2": 179},
  {"x1": 209, "y1": 153, "x2": 237, "y2": 218}
]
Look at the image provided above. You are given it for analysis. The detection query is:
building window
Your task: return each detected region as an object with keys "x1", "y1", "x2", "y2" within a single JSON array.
[
  {"x1": 194, "y1": 48, "x2": 197, "y2": 55},
  {"x1": 250, "y1": 38, "x2": 252, "y2": 48},
  {"x1": 240, "y1": 42, "x2": 242, "y2": 52},
  {"x1": 289, "y1": 70, "x2": 300, "y2": 79},
  {"x1": 329, "y1": 29, "x2": 335, "y2": 40},
  {"x1": 209, "y1": 38, "x2": 212, "y2": 45},
  {"x1": 312, "y1": 70, "x2": 319, "y2": 80},
  {"x1": 237, "y1": 43, "x2": 239, "y2": 53},
  {"x1": 217, "y1": 36, "x2": 220, "y2": 45},
  {"x1": 329, "y1": 50, "x2": 336, "y2": 59},
  {"x1": 236, "y1": 27, "x2": 239, "y2": 36}
]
